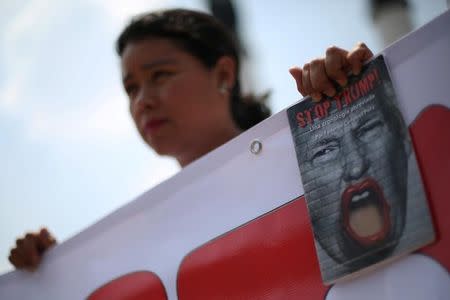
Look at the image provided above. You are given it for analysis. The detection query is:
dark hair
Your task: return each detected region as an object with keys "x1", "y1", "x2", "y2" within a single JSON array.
[{"x1": 116, "y1": 9, "x2": 271, "y2": 130}]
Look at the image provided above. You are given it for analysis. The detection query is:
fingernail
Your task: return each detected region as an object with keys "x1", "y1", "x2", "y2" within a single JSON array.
[
  {"x1": 289, "y1": 68, "x2": 299, "y2": 77},
  {"x1": 311, "y1": 93, "x2": 322, "y2": 101},
  {"x1": 337, "y1": 78, "x2": 347, "y2": 87}
]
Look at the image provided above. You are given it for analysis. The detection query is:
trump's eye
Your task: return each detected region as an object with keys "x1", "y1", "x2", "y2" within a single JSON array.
[{"x1": 311, "y1": 144, "x2": 339, "y2": 164}]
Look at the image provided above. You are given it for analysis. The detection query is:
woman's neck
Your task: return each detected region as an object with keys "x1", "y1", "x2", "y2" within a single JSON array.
[{"x1": 177, "y1": 125, "x2": 241, "y2": 168}]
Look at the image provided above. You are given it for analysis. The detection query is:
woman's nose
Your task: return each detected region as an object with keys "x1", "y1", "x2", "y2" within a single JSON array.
[{"x1": 135, "y1": 85, "x2": 159, "y2": 109}]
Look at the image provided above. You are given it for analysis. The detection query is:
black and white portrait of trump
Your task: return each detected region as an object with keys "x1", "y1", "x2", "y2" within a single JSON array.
[{"x1": 289, "y1": 58, "x2": 434, "y2": 282}]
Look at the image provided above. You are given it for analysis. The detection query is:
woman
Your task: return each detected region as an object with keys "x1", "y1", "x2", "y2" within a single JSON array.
[{"x1": 8, "y1": 8, "x2": 373, "y2": 271}]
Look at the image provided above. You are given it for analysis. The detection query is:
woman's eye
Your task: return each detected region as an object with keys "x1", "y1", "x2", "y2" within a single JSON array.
[
  {"x1": 152, "y1": 71, "x2": 173, "y2": 83},
  {"x1": 125, "y1": 84, "x2": 138, "y2": 98}
]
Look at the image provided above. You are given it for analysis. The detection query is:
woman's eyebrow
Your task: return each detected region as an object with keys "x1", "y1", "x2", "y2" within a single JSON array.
[
  {"x1": 142, "y1": 57, "x2": 177, "y2": 70},
  {"x1": 122, "y1": 58, "x2": 178, "y2": 83}
]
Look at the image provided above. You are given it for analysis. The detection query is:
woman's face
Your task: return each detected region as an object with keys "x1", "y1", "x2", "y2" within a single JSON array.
[{"x1": 121, "y1": 38, "x2": 237, "y2": 166}]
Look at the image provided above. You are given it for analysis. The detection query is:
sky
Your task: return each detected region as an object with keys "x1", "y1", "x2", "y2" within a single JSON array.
[{"x1": 0, "y1": 0, "x2": 447, "y2": 274}]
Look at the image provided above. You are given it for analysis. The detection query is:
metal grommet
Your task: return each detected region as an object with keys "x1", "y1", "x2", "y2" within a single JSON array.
[{"x1": 250, "y1": 139, "x2": 262, "y2": 155}]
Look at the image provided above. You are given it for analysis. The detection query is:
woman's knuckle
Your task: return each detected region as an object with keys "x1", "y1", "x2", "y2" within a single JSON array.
[{"x1": 326, "y1": 46, "x2": 339, "y2": 56}]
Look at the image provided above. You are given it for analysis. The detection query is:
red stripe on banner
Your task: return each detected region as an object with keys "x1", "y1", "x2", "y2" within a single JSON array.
[
  {"x1": 410, "y1": 105, "x2": 450, "y2": 269},
  {"x1": 177, "y1": 198, "x2": 328, "y2": 299},
  {"x1": 87, "y1": 271, "x2": 168, "y2": 300}
]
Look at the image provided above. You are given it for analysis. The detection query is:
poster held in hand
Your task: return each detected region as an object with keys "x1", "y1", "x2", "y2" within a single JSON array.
[{"x1": 287, "y1": 56, "x2": 435, "y2": 284}]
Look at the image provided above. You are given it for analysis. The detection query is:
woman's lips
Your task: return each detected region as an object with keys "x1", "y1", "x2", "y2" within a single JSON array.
[{"x1": 143, "y1": 119, "x2": 168, "y2": 135}]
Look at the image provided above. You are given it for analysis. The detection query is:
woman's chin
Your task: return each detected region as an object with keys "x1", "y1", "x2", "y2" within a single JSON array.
[{"x1": 146, "y1": 140, "x2": 178, "y2": 158}]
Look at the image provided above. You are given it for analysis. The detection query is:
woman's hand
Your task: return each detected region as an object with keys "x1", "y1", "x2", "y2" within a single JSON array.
[
  {"x1": 289, "y1": 43, "x2": 373, "y2": 101},
  {"x1": 8, "y1": 228, "x2": 56, "y2": 271}
]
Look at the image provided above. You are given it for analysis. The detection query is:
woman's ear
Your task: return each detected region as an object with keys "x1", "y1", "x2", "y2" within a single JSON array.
[{"x1": 213, "y1": 56, "x2": 236, "y2": 94}]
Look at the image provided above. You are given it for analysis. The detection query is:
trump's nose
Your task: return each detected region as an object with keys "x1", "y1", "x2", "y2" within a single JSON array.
[{"x1": 341, "y1": 137, "x2": 369, "y2": 182}]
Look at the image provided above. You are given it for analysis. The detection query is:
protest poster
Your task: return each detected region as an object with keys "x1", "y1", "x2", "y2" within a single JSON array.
[{"x1": 287, "y1": 56, "x2": 435, "y2": 284}]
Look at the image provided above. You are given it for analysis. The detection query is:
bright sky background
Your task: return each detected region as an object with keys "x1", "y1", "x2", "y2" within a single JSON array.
[{"x1": 0, "y1": 0, "x2": 447, "y2": 274}]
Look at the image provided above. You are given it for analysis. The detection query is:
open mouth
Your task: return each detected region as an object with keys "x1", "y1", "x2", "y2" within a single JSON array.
[{"x1": 341, "y1": 178, "x2": 391, "y2": 247}]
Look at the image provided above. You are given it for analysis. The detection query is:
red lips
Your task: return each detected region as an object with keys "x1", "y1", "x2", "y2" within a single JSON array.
[
  {"x1": 341, "y1": 178, "x2": 391, "y2": 247},
  {"x1": 143, "y1": 119, "x2": 168, "y2": 135}
]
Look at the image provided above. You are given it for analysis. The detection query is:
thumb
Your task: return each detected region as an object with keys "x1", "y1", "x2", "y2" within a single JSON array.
[{"x1": 289, "y1": 67, "x2": 306, "y2": 95}]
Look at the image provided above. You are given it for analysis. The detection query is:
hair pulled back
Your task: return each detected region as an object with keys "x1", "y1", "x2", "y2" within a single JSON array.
[{"x1": 116, "y1": 9, "x2": 270, "y2": 130}]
